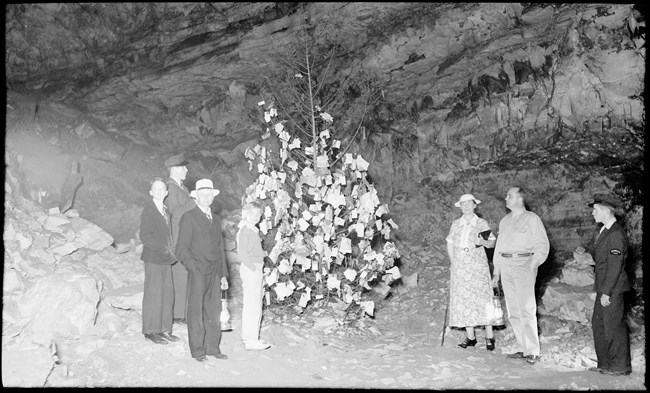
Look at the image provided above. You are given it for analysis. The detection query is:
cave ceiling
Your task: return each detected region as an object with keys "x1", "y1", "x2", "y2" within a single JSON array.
[
  {"x1": 6, "y1": 3, "x2": 643, "y2": 150},
  {"x1": 5, "y1": 3, "x2": 646, "y2": 214}
]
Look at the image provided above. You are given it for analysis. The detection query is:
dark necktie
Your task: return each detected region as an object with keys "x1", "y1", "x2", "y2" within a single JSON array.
[{"x1": 162, "y1": 206, "x2": 169, "y2": 224}]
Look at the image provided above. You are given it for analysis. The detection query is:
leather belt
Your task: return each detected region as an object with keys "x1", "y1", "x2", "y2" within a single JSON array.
[{"x1": 501, "y1": 252, "x2": 533, "y2": 258}]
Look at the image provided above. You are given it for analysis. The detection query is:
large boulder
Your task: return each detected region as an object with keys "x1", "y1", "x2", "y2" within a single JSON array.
[
  {"x1": 18, "y1": 269, "x2": 101, "y2": 345},
  {"x1": 84, "y1": 247, "x2": 144, "y2": 290},
  {"x1": 539, "y1": 282, "x2": 596, "y2": 323},
  {"x1": 560, "y1": 264, "x2": 595, "y2": 287},
  {"x1": 71, "y1": 217, "x2": 114, "y2": 251},
  {"x1": 88, "y1": 303, "x2": 126, "y2": 338},
  {"x1": 1, "y1": 343, "x2": 56, "y2": 387}
]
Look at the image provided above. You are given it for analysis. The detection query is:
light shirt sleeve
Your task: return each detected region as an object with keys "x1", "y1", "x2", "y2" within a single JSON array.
[{"x1": 529, "y1": 213, "x2": 550, "y2": 268}]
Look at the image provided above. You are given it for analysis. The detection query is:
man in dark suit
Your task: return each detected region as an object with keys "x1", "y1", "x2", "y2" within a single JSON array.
[
  {"x1": 588, "y1": 193, "x2": 631, "y2": 376},
  {"x1": 175, "y1": 178, "x2": 229, "y2": 362},
  {"x1": 139, "y1": 178, "x2": 180, "y2": 344},
  {"x1": 164, "y1": 154, "x2": 196, "y2": 324}
]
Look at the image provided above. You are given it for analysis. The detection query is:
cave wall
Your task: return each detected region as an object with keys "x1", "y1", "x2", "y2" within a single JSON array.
[{"x1": 5, "y1": 3, "x2": 645, "y2": 262}]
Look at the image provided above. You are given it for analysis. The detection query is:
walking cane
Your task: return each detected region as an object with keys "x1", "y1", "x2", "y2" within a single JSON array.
[{"x1": 440, "y1": 288, "x2": 449, "y2": 347}]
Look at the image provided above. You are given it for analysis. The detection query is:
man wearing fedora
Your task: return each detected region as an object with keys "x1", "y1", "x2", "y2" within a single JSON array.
[
  {"x1": 492, "y1": 186, "x2": 549, "y2": 365},
  {"x1": 587, "y1": 193, "x2": 632, "y2": 376},
  {"x1": 175, "y1": 178, "x2": 230, "y2": 362},
  {"x1": 164, "y1": 154, "x2": 196, "y2": 324}
]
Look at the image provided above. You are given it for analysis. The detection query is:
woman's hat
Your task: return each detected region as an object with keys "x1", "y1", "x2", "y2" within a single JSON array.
[
  {"x1": 190, "y1": 178, "x2": 220, "y2": 198},
  {"x1": 454, "y1": 193, "x2": 481, "y2": 207}
]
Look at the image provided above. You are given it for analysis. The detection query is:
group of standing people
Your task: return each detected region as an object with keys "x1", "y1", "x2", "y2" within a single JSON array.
[
  {"x1": 140, "y1": 153, "x2": 631, "y2": 373},
  {"x1": 139, "y1": 154, "x2": 270, "y2": 363},
  {"x1": 446, "y1": 187, "x2": 631, "y2": 376}
]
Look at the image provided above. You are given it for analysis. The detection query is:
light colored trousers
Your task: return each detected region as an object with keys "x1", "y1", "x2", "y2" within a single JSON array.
[
  {"x1": 500, "y1": 257, "x2": 540, "y2": 356},
  {"x1": 239, "y1": 262, "x2": 264, "y2": 343}
]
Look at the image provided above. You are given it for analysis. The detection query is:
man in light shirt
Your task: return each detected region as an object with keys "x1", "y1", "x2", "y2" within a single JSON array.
[{"x1": 492, "y1": 186, "x2": 549, "y2": 365}]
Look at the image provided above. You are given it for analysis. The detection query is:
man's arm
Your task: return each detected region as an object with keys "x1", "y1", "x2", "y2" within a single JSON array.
[
  {"x1": 529, "y1": 214, "x2": 550, "y2": 269},
  {"x1": 492, "y1": 219, "x2": 505, "y2": 274},
  {"x1": 175, "y1": 212, "x2": 197, "y2": 269},
  {"x1": 139, "y1": 207, "x2": 158, "y2": 251},
  {"x1": 219, "y1": 224, "x2": 229, "y2": 279}
]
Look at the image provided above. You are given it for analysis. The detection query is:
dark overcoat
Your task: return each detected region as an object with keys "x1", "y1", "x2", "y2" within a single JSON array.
[{"x1": 593, "y1": 221, "x2": 630, "y2": 295}]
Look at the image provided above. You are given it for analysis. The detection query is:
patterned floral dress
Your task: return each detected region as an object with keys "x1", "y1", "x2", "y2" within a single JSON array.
[{"x1": 446, "y1": 213, "x2": 494, "y2": 327}]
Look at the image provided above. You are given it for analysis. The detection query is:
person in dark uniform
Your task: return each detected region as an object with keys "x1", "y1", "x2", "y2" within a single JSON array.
[
  {"x1": 175, "y1": 178, "x2": 229, "y2": 362},
  {"x1": 587, "y1": 193, "x2": 631, "y2": 376},
  {"x1": 164, "y1": 154, "x2": 196, "y2": 324},
  {"x1": 139, "y1": 178, "x2": 180, "y2": 344}
]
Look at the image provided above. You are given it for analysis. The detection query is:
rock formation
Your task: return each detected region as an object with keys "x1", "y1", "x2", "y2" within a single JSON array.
[{"x1": 3, "y1": 2, "x2": 645, "y2": 386}]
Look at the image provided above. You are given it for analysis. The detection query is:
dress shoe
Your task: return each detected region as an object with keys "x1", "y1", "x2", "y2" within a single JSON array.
[
  {"x1": 506, "y1": 351, "x2": 524, "y2": 359},
  {"x1": 525, "y1": 355, "x2": 540, "y2": 364},
  {"x1": 458, "y1": 338, "x2": 477, "y2": 348},
  {"x1": 173, "y1": 318, "x2": 186, "y2": 324},
  {"x1": 144, "y1": 333, "x2": 169, "y2": 345},
  {"x1": 161, "y1": 332, "x2": 180, "y2": 342},
  {"x1": 207, "y1": 353, "x2": 228, "y2": 360},
  {"x1": 588, "y1": 367, "x2": 603, "y2": 372},
  {"x1": 194, "y1": 355, "x2": 208, "y2": 362},
  {"x1": 599, "y1": 369, "x2": 631, "y2": 376},
  {"x1": 486, "y1": 338, "x2": 495, "y2": 351},
  {"x1": 245, "y1": 340, "x2": 271, "y2": 351}
]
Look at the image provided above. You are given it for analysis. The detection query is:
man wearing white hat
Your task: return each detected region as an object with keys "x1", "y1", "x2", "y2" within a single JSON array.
[
  {"x1": 175, "y1": 178, "x2": 230, "y2": 362},
  {"x1": 492, "y1": 186, "x2": 549, "y2": 365},
  {"x1": 164, "y1": 154, "x2": 195, "y2": 324}
]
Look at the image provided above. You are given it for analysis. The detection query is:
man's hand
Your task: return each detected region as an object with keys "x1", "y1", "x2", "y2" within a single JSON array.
[
  {"x1": 600, "y1": 294, "x2": 610, "y2": 307},
  {"x1": 221, "y1": 277, "x2": 229, "y2": 290}
]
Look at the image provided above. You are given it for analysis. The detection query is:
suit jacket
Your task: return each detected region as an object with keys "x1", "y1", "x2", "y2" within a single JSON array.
[
  {"x1": 140, "y1": 199, "x2": 174, "y2": 265},
  {"x1": 175, "y1": 206, "x2": 229, "y2": 278},
  {"x1": 593, "y1": 221, "x2": 630, "y2": 295},
  {"x1": 165, "y1": 179, "x2": 196, "y2": 247}
]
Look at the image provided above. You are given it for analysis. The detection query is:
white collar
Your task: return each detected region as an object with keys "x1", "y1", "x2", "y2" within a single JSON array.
[
  {"x1": 601, "y1": 217, "x2": 616, "y2": 231},
  {"x1": 153, "y1": 199, "x2": 165, "y2": 212}
]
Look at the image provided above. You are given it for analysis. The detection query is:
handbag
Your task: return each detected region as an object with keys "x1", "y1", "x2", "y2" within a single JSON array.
[
  {"x1": 487, "y1": 285, "x2": 505, "y2": 326},
  {"x1": 220, "y1": 289, "x2": 232, "y2": 331}
]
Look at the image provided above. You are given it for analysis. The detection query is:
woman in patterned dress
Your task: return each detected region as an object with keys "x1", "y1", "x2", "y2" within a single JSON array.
[{"x1": 446, "y1": 194, "x2": 497, "y2": 350}]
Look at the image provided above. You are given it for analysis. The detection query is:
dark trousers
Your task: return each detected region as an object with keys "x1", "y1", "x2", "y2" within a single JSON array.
[
  {"x1": 142, "y1": 263, "x2": 174, "y2": 334},
  {"x1": 186, "y1": 268, "x2": 222, "y2": 358},
  {"x1": 592, "y1": 292, "x2": 631, "y2": 372},
  {"x1": 172, "y1": 261, "x2": 188, "y2": 319}
]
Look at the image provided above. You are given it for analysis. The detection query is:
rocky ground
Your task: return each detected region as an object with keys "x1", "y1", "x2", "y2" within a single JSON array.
[{"x1": 31, "y1": 240, "x2": 644, "y2": 389}]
